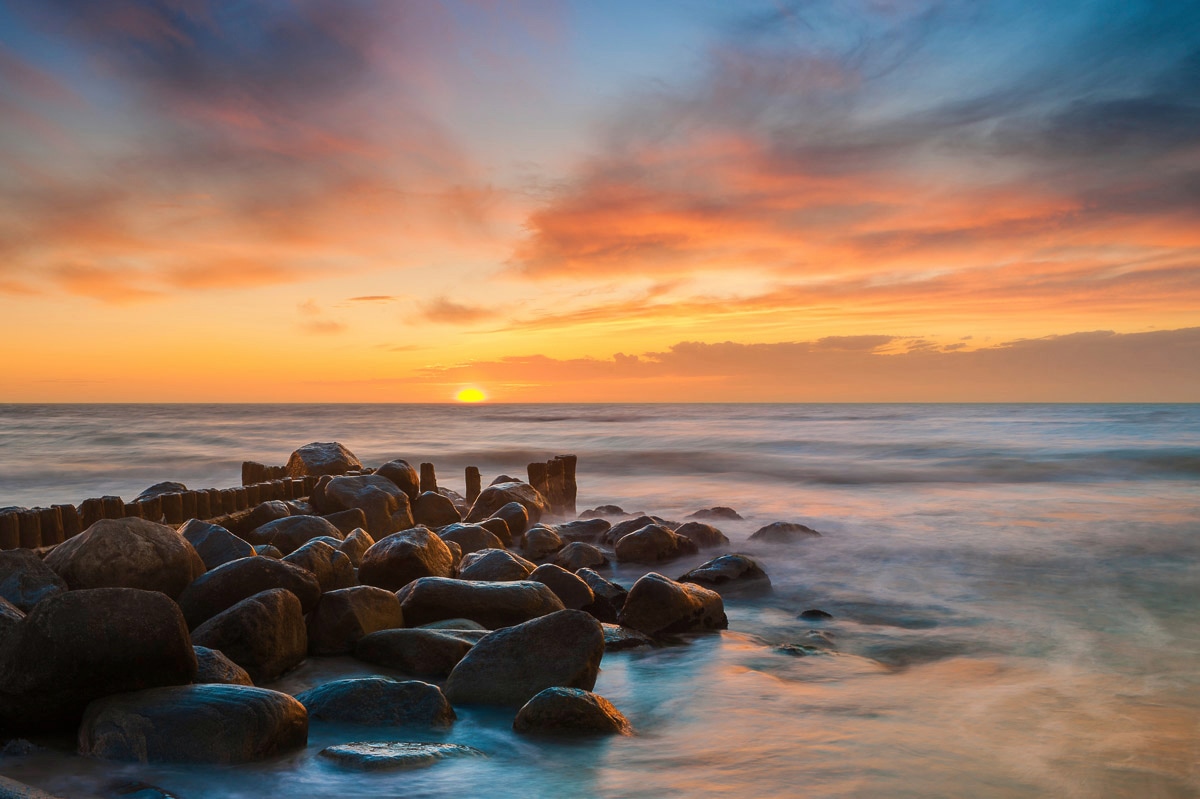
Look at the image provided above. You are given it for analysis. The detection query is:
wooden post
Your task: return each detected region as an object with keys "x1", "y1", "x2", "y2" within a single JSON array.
[
  {"x1": 54, "y1": 504, "x2": 82, "y2": 539},
  {"x1": 0, "y1": 510, "x2": 19, "y2": 550},
  {"x1": 245, "y1": 484, "x2": 261, "y2": 506},
  {"x1": 79, "y1": 498, "x2": 104, "y2": 530},
  {"x1": 420, "y1": 463, "x2": 438, "y2": 494},
  {"x1": 101, "y1": 496, "x2": 124, "y2": 519},
  {"x1": 234, "y1": 487, "x2": 248, "y2": 510},
  {"x1": 123, "y1": 502, "x2": 144, "y2": 519},
  {"x1": 527, "y1": 462, "x2": 549, "y2": 498},
  {"x1": 556, "y1": 454, "x2": 578, "y2": 516},
  {"x1": 160, "y1": 493, "x2": 183, "y2": 525},
  {"x1": 18, "y1": 509, "x2": 41, "y2": 549},
  {"x1": 180, "y1": 491, "x2": 198, "y2": 521},
  {"x1": 220, "y1": 489, "x2": 237, "y2": 515},
  {"x1": 194, "y1": 491, "x2": 211, "y2": 520},
  {"x1": 37, "y1": 506, "x2": 64, "y2": 546},
  {"x1": 135, "y1": 497, "x2": 160, "y2": 523},
  {"x1": 465, "y1": 466, "x2": 481, "y2": 505},
  {"x1": 546, "y1": 458, "x2": 565, "y2": 515}
]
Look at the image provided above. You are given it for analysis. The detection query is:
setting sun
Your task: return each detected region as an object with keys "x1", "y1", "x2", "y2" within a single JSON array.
[{"x1": 455, "y1": 387, "x2": 487, "y2": 403}]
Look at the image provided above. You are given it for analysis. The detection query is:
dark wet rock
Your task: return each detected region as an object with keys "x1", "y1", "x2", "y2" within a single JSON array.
[
  {"x1": 444, "y1": 540, "x2": 462, "y2": 571},
  {"x1": 489, "y1": 474, "x2": 521, "y2": 486},
  {"x1": 777, "y1": 643, "x2": 828, "y2": 657},
  {"x1": 79, "y1": 684, "x2": 307, "y2": 764},
  {"x1": 799, "y1": 609, "x2": 833, "y2": 621},
  {"x1": 749, "y1": 521, "x2": 823, "y2": 543},
  {"x1": 1, "y1": 738, "x2": 39, "y2": 756},
  {"x1": 248, "y1": 515, "x2": 344, "y2": 556},
  {"x1": 179, "y1": 520, "x2": 256, "y2": 572},
  {"x1": 286, "y1": 442, "x2": 362, "y2": 478},
  {"x1": 44, "y1": 518, "x2": 204, "y2": 598},
  {"x1": 577, "y1": 569, "x2": 627, "y2": 624},
  {"x1": 0, "y1": 588, "x2": 196, "y2": 732},
  {"x1": 522, "y1": 525, "x2": 564, "y2": 559},
  {"x1": 437, "y1": 487, "x2": 469, "y2": 516},
  {"x1": 412, "y1": 491, "x2": 461, "y2": 528},
  {"x1": 322, "y1": 475, "x2": 413, "y2": 538},
  {"x1": 458, "y1": 548, "x2": 535, "y2": 582},
  {"x1": 618, "y1": 573, "x2": 728, "y2": 637},
  {"x1": 106, "y1": 780, "x2": 181, "y2": 799},
  {"x1": 0, "y1": 775, "x2": 65, "y2": 798},
  {"x1": 178, "y1": 556, "x2": 320, "y2": 629},
  {"x1": 552, "y1": 541, "x2": 609, "y2": 571},
  {"x1": 306, "y1": 586, "x2": 403, "y2": 656},
  {"x1": 321, "y1": 508, "x2": 368, "y2": 537},
  {"x1": 445, "y1": 610, "x2": 604, "y2": 707},
  {"x1": 355, "y1": 628, "x2": 486, "y2": 678},
  {"x1": 338, "y1": 527, "x2": 375, "y2": 568},
  {"x1": 529, "y1": 564, "x2": 594, "y2": 610},
  {"x1": 253, "y1": 544, "x2": 282, "y2": 559},
  {"x1": 465, "y1": 482, "x2": 549, "y2": 526},
  {"x1": 0, "y1": 597, "x2": 23, "y2": 648},
  {"x1": 477, "y1": 517, "x2": 512, "y2": 547},
  {"x1": 286, "y1": 500, "x2": 314, "y2": 516},
  {"x1": 0, "y1": 549, "x2": 67, "y2": 612},
  {"x1": 513, "y1": 687, "x2": 632, "y2": 736},
  {"x1": 318, "y1": 741, "x2": 484, "y2": 771},
  {"x1": 487, "y1": 501, "x2": 530, "y2": 538},
  {"x1": 358, "y1": 527, "x2": 454, "y2": 592},
  {"x1": 601, "y1": 515, "x2": 673, "y2": 546},
  {"x1": 244, "y1": 501, "x2": 291, "y2": 531},
  {"x1": 295, "y1": 678, "x2": 454, "y2": 727},
  {"x1": 578, "y1": 504, "x2": 625, "y2": 519},
  {"x1": 397, "y1": 577, "x2": 565, "y2": 629},
  {"x1": 374, "y1": 459, "x2": 420, "y2": 501},
  {"x1": 678, "y1": 554, "x2": 770, "y2": 592},
  {"x1": 134, "y1": 482, "x2": 187, "y2": 503},
  {"x1": 686, "y1": 506, "x2": 743, "y2": 521},
  {"x1": 282, "y1": 540, "x2": 355, "y2": 594},
  {"x1": 191, "y1": 588, "x2": 307, "y2": 684},
  {"x1": 613, "y1": 524, "x2": 699, "y2": 564},
  {"x1": 601, "y1": 624, "x2": 655, "y2": 651},
  {"x1": 419, "y1": 618, "x2": 488, "y2": 631},
  {"x1": 193, "y1": 645, "x2": 253, "y2": 686},
  {"x1": 439, "y1": 523, "x2": 504, "y2": 555},
  {"x1": 554, "y1": 518, "x2": 611, "y2": 544},
  {"x1": 673, "y1": 521, "x2": 730, "y2": 549}
]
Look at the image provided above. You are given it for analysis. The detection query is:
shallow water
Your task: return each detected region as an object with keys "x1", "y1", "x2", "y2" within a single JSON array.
[{"x1": 1, "y1": 404, "x2": 1198, "y2": 798}]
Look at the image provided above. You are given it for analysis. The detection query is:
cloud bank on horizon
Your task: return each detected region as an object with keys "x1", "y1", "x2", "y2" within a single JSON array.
[{"x1": 0, "y1": 0, "x2": 1197, "y2": 401}]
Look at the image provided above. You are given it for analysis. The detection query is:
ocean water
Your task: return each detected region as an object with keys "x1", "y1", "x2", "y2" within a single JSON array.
[{"x1": 1, "y1": 403, "x2": 1198, "y2": 798}]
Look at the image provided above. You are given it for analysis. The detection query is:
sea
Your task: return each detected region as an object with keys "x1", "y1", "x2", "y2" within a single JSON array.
[{"x1": 0, "y1": 403, "x2": 1197, "y2": 799}]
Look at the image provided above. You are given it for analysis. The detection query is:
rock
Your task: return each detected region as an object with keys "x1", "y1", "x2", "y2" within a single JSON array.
[
  {"x1": 412, "y1": 492, "x2": 460, "y2": 528},
  {"x1": 79, "y1": 684, "x2": 307, "y2": 764},
  {"x1": 193, "y1": 645, "x2": 253, "y2": 686},
  {"x1": 295, "y1": 678, "x2": 454, "y2": 727},
  {"x1": 489, "y1": 474, "x2": 521, "y2": 485},
  {"x1": 318, "y1": 741, "x2": 484, "y2": 771},
  {"x1": 374, "y1": 459, "x2": 420, "y2": 500},
  {"x1": 0, "y1": 738, "x2": 40, "y2": 756},
  {"x1": 354, "y1": 629, "x2": 486, "y2": 678},
  {"x1": 191, "y1": 588, "x2": 307, "y2": 684},
  {"x1": 799, "y1": 609, "x2": 833, "y2": 620},
  {"x1": 601, "y1": 624, "x2": 655, "y2": 651},
  {"x1": 322, "y1": 475, "x2": 413, "y2": 538},
  {"x1": 338, "y1": 527, "x2": 375, "y2": 568},
  {"x1": 673, "y1": 521, "x2": 730, "y2": 549},
  {"x1": 254, "y1": 544, "x2": 283, "y2": 559},
  {"x1": 0, "y1": 775, "x2": 65, "y2": 799},
  {"x1": 320, "y1": 507, "x2": 368, "y2": 536},
  {"x1": 285, "y1": 442, "x2": 362, "y2": 478},
  {"x1": 686, "y1": 506, "x2": 743, "y2": 521},
  {"x1": 358, "y1": 527, "x2": 454, "y2": 592},
  {"x1": 106, "y1": 781, "x2": 180, "y2": 799},
  {"x1": 513, "y1": 687, "x2": 632, "y2": 736},
  {"x1": 678, "y1": 554, "x2": 771, "y2": 592},
  {"x1": 179, "y1": 520, "x2": 256, "y2": 571},
  {"x1": 465, "y1": 483, "x2": 549, "y2": 526},
  {"x1": 457, "y1": 548, "x2": 534, "y2": 582},
  {"x1": 0, "y1": 597, "x2": 23, "y2": 648},
  {"x1": 44, "y1": 518, "x2": 204, "y2": 598},
  {"x1": 552, "y1": 542, "x2": 609, "y2": 571},
  {"x1": 444, "y1": 539, "x2": 463, "y2": 571},
  {"x1": 243, "y1": 500, "x2": 291, "y2": 531},
  {"x1": 306, "y1": 586, "x2": 403, "y2": 655},
  {"x1": 397, "y1": 577, "x2": 565, "y2": 629},
  {"x1": 554, "y1": 518, "x2": 611, "y2": 544},
  {"x1": 602, "y1": 515, "x2": 671, "y2": 546},
  {"x1": 579, "y1": 504, "x2": 625, "y2": 519},
  {"x1": 419, "y1": 618, "x2": 487, "y2": 631},
  {"x1": 618, "y1": 573, "x2": 727, "y2": 637},
  {"x1": 177, "y1": 556, "x2": 320, "y2": 629},
  {"x1": 286, "y1": 500, "x2": 314, "y2": 516},
  {"x1": 522, "y1": 525, "x2": 564, "y2": 559},
  {"x1": 749, "y1": 521, "x2": 823, "y2": 542},
  {"x1": 577, "y1": 569, "x2": 628, "y2": 610},
  {"x1": 613, "y1": 524, "x2": 698, "y2": 564},
  {"x1": 0, "y1": 549, "x2": 67, "y2": 612},
  {"x1": 477, "y1": 517, "x2": 512, "y2": 547},
  {"x1": 529, "y1": 564, "x2": 594, "y2": 610},
  {"x1": 249, "y1": 515, "x2": 344, "y2": 556},
  {"x1": 282, "y1": 540, "x2": 355, "y2": 594},
  {"x1": 437, "y1": 487, "x2": 469, "y2": 516},
  {"x1": 444, "y1": 609, "x2": 604, "y2": 707},
  {"x1": 134, "y1": 482, "x2": 187, "y2": 502},
  {"x1": 439, "y1": 523, "x2": 503, "y2": 555},
  {"x1": 0, "y1": 588, "x2": 196, "y2": 731},
  {"x1": 487, "y1": 502, "x2": 530, "y2": 538}
]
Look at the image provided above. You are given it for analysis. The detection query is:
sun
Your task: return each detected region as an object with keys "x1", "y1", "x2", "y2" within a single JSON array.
[{"x1": 455, "y1": 387, "x2": 487, "y2": 403}]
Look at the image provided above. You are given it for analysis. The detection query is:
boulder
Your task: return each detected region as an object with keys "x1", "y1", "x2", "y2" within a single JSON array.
[
  {"x1": 437, "y1": 487, "x2": 470, "y2": 516},
  {"x1": 577, "y1": 569, "x2": 628, "y2": 610},
  {"x1": 321, "y1": 507, "x2": 369, "y2": 536},
  {"x1": 0, "y1": 596, "x2": 23, "y2": 648},
  {"x1": 749, "y1": 521, "x2": 823, "y2": 542},
  {"x1": 601, "y1": 515, "x2": 670, "y2": 546},
  {"x1": 617, "y1": 573, "x2": 727, "y2": 637},
  {"x1": 358, "y1": 527, "x2": 454, "y2": 592},
  {"x1": 322, "y1": 475, "x2": 414, "y2": 538},
  {"x1": 285, "y1": 442, "x2": 362, "y2": 478},
  {"x1": 487, "y1": 502, "x2": 530, "y2": 538},
  {"x1": 254, "y1": 544, "x2": 283, "y2": 559},
  {"x1": 444, "y1": 540, "x2": 463, "y2": 571},
  {"x1": 601, "y1": 624, "x2": 655, "y2": 651},
  {"x1": 79, "y1": 684, "x2": 307, "y2": 764},
  {"x1": 579, "y1": 504, "x2": 625, "y2": 519},
  {"x1": 191, "y1": 588, "x2": 307, "y2": 684},
  {"x1": 678, "y1": 554, "x2": 770, "y2": 592},
  {"x1": 243, "y1": 500, "x2": 291, "y2": 531},
  {"x1": 306, "y1": 586, "x2": 403, "y2": 655},
  {"x1": 552, "y1": 542, "x2": 609, "y2": 571},
  {"x1": 318, "y1": 741, "x2": 483, "y2": 771},
  {"x1": 673, "y1": 521, "x2": 730, "y2": 549},
  {"x1": 513, "y1": 687, "x2": 632, "y2": 736},
  {"x1": 177, "y1": 556, "x2": 320, "y2": 629},
  {"x1": 397, "y1": 577, "x2": 565, "y2": 629},
  {"x1": 249, "y1": 515, "x2": 344, "y2": 556},
  {"x1": 338, "y1": 527, "x2": 375, "y2": 568},
  {"x1": 374, "y1": 459, "x2": 420, "y2": 500},
  {"x1": 477, "y1": 517, "x2": 512, "y2": 547},
  {"x1": 686, "y1": 506, "x2": 743, "y2": 521},
  {"x1": 134, "y1": 482, "x2": 187, "y2": 502},
  {"x1": 354, "y1": 629, "x2": 485, "y2": 678},
  {"x1": 554, "y1": 519, "x2": 611, "y2": 544},
  {"x1": 0, "y1": 588, "x2": 196, "y2": 731},
  {"x1": 179, "y1": 520, "x2": 256, "y2": 571},
  {"x1": 529, "y1": 564, "x2": 594, "y2": 610},
  {"x1": 419, "y1": 618, "x2": 488, "y2": 631},
  {"x1": 412, "y1": 492, "x2": 460, "y2": 528},
  {"x1": 44, "y1": 518, "x2": 204, "y2": 598},
  {"x1": 0, "y1": 549, "x2": 67, "y2": 612},
  {"x1": 444, "y1": 610, "x2": 604, "y2": 707},
  {"x1": 465, "y1": 483, "x2": 549, "y2": 526},
  {"x1": 457, "y1": 549, "x2": 534, "y2": 582},
  {"x1": 193, "y1": 645, "x2": 253, "y2": 686},
  {"x1": 522, "y1": 525, "x2": 564, "y2": 559},
  {"x1": 613, "y1": 524, "x2": 698, "y2": 564},
  {"x1": 439, "y1": 524, "x2": 503, "y2": 556},
  {"x1": 295, "y1": 678, "x2": 454, "y2": 728},
  {"x1": 282, "y1": 540, "x2": 355, "y2": 594}
]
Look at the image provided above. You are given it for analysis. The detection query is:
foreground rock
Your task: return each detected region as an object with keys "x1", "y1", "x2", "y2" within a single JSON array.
[
  {"x1": 248, "y1": 515, "x2": 344, "y2": 556},
  {"x1": 354, "y1": 628, "x2": 486, "y2": 678},
  {"x1": 522, "y1": 525, "x2": 564, "y2": 559},
  {"x1": 673, "y1": 521, "x2": 730, "y2": 549},
  {"x1": 513, "y1": 687, "x2": 632, "y2": 736},
  {"x1": 617, "y1": 573, "x2": 727, "y2": 637},
  {"x1": 374, "y1": 459, "x2": 420, "y2": 500},
  {"x1": 552, "y1": 541, "x2": 609, "y2": 571},
  {"x1": 749, "y1": 521, "x2": 823, "y2": 542},
  {"x1": 0, "y1": 597, "x2": 23, "y2": 646},
  {"x1": 296, "y1": 678, "x2": 454, "y2": 727},
  {"x1": 191, "y1": 588, "x2": 307, "y2": 684},
  {"x1": 412, "y1": 492, "x2": 461, "y2": 528},
  {"x1": 179, "y1": 520, "x2": 256, "y2": 571},
  {"x1": 307, "y1": 586, "x2": 403, "y2": 655},
  {"x1": 457, "y1": 548, "x2": 535, "y2": 582},
  {"x1": 529, "y1": 564, "x2": 594, "y2": 610},
  {"x1": 487, "y1": 502, "x2": 529, "y2": 538},
  {"x1": 679, "y1": 554, "x2": 770, "y2": 592},
  {"x1": 444, "y1": 610, "x2": 604, "y2": 707},
  {"x1": 193, "y1": 646, "x2": 253, "y2": 686},
  {"x1": 358, "y1": 527, "x2": 454, "y2": 592},
  {"x1": 286, "y1": 442, "x2": 361, "y2": 477},
  {"x1": 178, "y1": 556, "x2": 320, "y2": 629},
  {"x1": 397, "y1": 577, "x2": 565, "y2": 629},
  {"x1": 79, "y1": 685, "x2": 307, "y2": 764},
  {"x1": 577, "y1": 569, "x2": 627, "y2": 623},
  {"x1": 338, "y1": 528, "x2": 375, "y2": 568},
  {"x1": 602, "y1": 515, "x2": 674, "y2": 546},
  {"x1": 0, "y1": 588, "x2": 196, "y2": 731},
  {"x1": 438, "y1": 524, "x2": 504, "y2": 556},
  {"x1": 282, "y1": 540, "x2": 355, "y2": 594},
  {"x1": 613, "y1": 523, "x2": 698, "y2": 564},
  {"x1": 465, "y1": 482, "x2": 549, "y2": 525},
  {"x1": 319, "y1": 741, "x2": 484, "y2": 771},
  {"x1": 0, "y1": 549, "x2": 67, "y2": 612},
  {"x1": 44, "y1": 518, "x2": 204, "y2": 598}
]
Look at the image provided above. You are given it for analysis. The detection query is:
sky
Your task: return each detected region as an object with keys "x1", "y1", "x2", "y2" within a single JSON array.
[{"x1": 0, "y1": 0, "x2": 1197, "y2": 402}]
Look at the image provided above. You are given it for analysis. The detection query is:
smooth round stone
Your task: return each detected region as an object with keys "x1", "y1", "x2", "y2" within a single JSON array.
[{"x1": 318, "y1": 741, "x2": 485, "y2": 771}]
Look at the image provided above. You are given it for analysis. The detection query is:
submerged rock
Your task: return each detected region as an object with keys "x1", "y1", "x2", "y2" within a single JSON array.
[
  {"x1": 613, "y1": 524, "x2": 698, "y2": 564},
  {"x1": 678, "y1": 554, "x2": 770, "y2": 592},
  {"x1": 578, "y1": 505, "x2": 625, "y2": 519},
  {"x1": 286, "y1": 442, "x2": 361, "y2": 478},
  {"x1": 0, "y1": 774, "x2": 67, "y2": 799},
  {"x1": 685, "y1": 507, "x2": 743, "y2": 521},
  {"x1": 600, "y1": 624, "x2": 655, "y2": 651},
  {"x1": 0, "y1": 549, "x2": 67, "y2": 612},
  {"x1": 749, "y1": 521, "x2": 823, "y2": 543},
  {"x1": 44, "y1": 518, "x2": 204, "y2": 599},
  {"x1": 799, "y1": 609, "x2": 834, "y2": 621},
  {"x1": 397, "y1": 577, "x2": 565, "y2": 629},
  {"x1": 513, "y1": 687, "x2": 632, "y2": 736},
  {"x1": 295, "y1": 678, "x2": 454, "y2": 727},
  {"x1": 673, "y1": 521, "x2": 730, "y2": 550},
  {"x1": 191, "y1": 588, "x2": 307, "y2": 684},
  {"x1": 617, "y1": 573, "x2": 727, "y2": 637},
  {"x1": 318, "y1": 741, "x2": 484, "y2": 771},
  {"x1": 359, "y1": 527, "x2": 455, "y2": 592},
  {"x1": 552, "y1": 541, "x2": 609, "y2": 571}
]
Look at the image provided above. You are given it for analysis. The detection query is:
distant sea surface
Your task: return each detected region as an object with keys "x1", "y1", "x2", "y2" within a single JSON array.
[{"x1": 2, "y1": 403, "x2": 1198, "y2": 798}]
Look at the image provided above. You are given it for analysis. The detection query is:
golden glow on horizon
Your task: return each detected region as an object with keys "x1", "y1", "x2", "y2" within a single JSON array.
[{"x1": 455, "y1": 387, "x2": 487, "y2": 403}]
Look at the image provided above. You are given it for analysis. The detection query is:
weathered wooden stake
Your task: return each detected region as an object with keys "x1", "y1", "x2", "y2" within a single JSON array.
[
  {"x1": 465, "y1": 466, "x2": 481, "y2": 504},
  {"x1": 54, "y1": 504, "x2": 81, "y2": 539},
  {"x1": 557, "y1": 454, "x2": 578, "y2": 516},
  {"x1": 0, "y1": 510, "x2": 19, "y2": 550},
  {"x1": 17, "y1": 509, "x2": 41, "y2": 549},
  {"x1": 420, "y1": 463, "x2": 438, "y2": 494},
  {"x1": 37, "y1": 506, "x2": 64, "y2": 546},
  {"x1": 160, "y1": 493, "x2": 184, "y2": 525},
  {"x1": 101, "y1": 496, "x2": 124, "y2": 520},
  {"x1": 79, "y1": 498, "x2": 104, "y2": 529}
]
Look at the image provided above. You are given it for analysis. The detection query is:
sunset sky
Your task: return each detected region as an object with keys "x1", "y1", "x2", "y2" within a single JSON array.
[{"x1": 1, "y1": 0, "x2": 1197, "y2": 402}]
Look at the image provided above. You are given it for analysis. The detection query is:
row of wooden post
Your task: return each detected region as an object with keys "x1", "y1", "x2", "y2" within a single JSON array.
[{"x1": 527, "y1": 455, "x2": 577, "y2": 517}]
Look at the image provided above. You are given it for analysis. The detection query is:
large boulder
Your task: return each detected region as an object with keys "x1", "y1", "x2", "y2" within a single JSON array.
[
  {"x1": 295, "y1": 678, "x2": 454, "y2": 727},
  {"x1": 321, "y1": 507, "x2": 368, "y2": 537},
  {"x1": 134, "y1": 482, "x2": 187, "y2": 502},
  {"x1": 552, "y1": 542, "x2": 609, "y2": 571},
  {"x1": 248, "y1": 515, "x2": 344, "y2": 556},
  {"x1": 529, "y1": 564, "x2": 594, "y2": 610},
  {"x1": 306, "y1": 586, "x2": 403, "y2": 655},
  {"x1": 522, "y1": 525, "x2": 564, "y2": 559},
  {"x1": 0, "y1": 549, "x2": 67, "y2": 612},
  {"x1": 285, "y1": 442, "x2": 361, "y2": 478},
  {"x1": 513, "y1": 687, "x2": 632, "y2": 736},
  {"x1": 79, "y1": 684, "x2": 307, "y2": 764},
  {"x1": 444, "y1": 610, "x2": 604, "y2": 707},
  {"x1": 358, "y1": 527, "x2": 454, "y2": 592},
  {"x1": 438, "y1": 524, "x2": 504, "y2": 556},
  {"x1": 0, "y1": 596, "x2": 23, "y2": 648},
  {"x1": 0, "y1": 588, "x2": 196, "y2": 731},
  {"x1": 44, "y1": 518, "x2": 204, "y2": 598},
  {"x1": 282, "y1": 540, "x2": 355, "y2": 594},
  {"x1": 397, "y1": 577, "x2": 565, "y2": 629},
  {"x1": 465, "y1": 483, "x2": 549, "y2": 525},
  {"x1": 338, "y1": 527, "x2": 375, "y2": 568},
  {"x1": 577, "y1": 569, "x2": 628, "y2": 611},
  {"x1": 613, "y1": 524, "x2": 698, "y2": 564},
  {"x1": 554, "y1": 519, "x2": 611, "y2": 544},
  {"x1": 354, "y1": 628, "x2": 486, "y2": 678},
  {"x1": 477, "y1": 517, "x2": 512, "y2": 547},
  {"x1": 487, "y1": 502, "x2": 530, "y2": 538},
  {"x1": 749, "y1": 521, "x2": 823, "y2": 542},
  {"x1": 678, "y1": 554, "x2": 771, "y2": 592},
  {"x1": 374, "y1": 459, "x2": 420, "y2": 500},
  {"x1": 673, "y1": 521, "x2": 730, "y2": 549},
  {"x1": 457, "y1": 549, "x2": 534, "y2": 582},
  {"x1": 193, "y1": 645, "x2": 253, "y2": 686},
  {"x1": 320, "y1": 475, "x2": 414, "y2": 539},
  {"x1": 601, "y1": 515, "x2": 668, "y2": 546},
  {"x1": 191, "y1": 588, "x2": 307, "y2": 684},
  {"x1": 617, "y1": 573, "x2": 727, "y2": 637},
  {"x1": 243, "y1": 500, "x2": 292, "y2": 532},
  {"x1": 179, "y1": 520, "x2": 256, "y2": 571},
  {"x1": 177, "y1": 556, "x2": 321, "y2": 629},
  {"x1": 412, "y1": 492, "x2": 460, "y2": 528}
]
